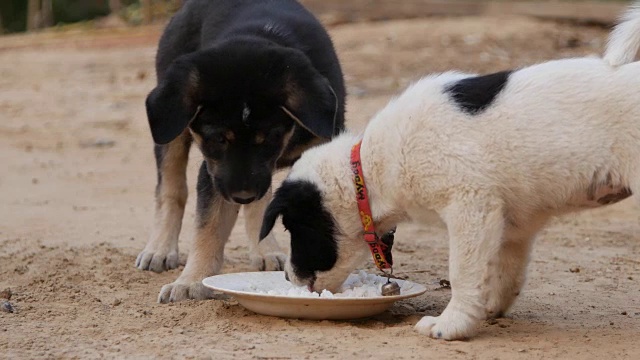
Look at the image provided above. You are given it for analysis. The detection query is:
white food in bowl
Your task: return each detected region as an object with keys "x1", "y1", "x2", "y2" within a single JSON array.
[{"x1": 246, "y1": 270, "x2": 414, "y2": 298}]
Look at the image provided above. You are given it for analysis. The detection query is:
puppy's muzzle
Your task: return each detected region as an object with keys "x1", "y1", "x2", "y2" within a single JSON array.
[{"x1": 230, "y1": 191, "x2": 257, "y2": 204}]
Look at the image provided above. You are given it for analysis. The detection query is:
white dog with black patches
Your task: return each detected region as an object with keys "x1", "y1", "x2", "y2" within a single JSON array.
[{"x1": 260, "y1": 4, "x2": 640, "y2": 340}]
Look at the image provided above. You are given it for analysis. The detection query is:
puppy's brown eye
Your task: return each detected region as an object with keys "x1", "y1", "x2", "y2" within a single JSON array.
[
  {"x1": 215, "y1": 134, "x2": 226, "y2": 144},
  {"x1": 214, "y1": 131, "x2": 234, "y2": 144},
  {"x1": 224, "y1": 130, "x2": 235, "y2": 143}
]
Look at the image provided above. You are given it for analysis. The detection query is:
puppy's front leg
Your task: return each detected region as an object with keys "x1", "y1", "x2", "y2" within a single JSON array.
[
  {"x1": 486, "y1": 230, "x2": 536, "y2": 318},
  {"x1": 158, "y1": 161, "x2": 240, "y2": 303},
  {"x1": 415, "y1": 195, "x2": 506, "y2": 340},
  {"x1": 243, "y1": 188, "x2": 286, "y2": 271},
  {"x1": 136, "y1": 134, "x2": 191, "y2": 272}
]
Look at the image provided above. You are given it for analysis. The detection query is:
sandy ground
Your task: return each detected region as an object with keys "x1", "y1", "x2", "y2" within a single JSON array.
[{"x1": 1, "y1": 15, "x2": 639, "y2": 359}]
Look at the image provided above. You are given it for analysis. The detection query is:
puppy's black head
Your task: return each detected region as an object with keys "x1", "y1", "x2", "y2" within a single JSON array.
[
  {"x1": 260, "y1": 180, "x2": 338, "y2": 283},
  {"x1": 146, "y1": 43, "x2": 338, "y2": 204}
]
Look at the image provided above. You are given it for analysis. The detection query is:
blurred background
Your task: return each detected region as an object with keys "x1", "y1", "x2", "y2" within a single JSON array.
[
  {"x1": 0, "y1": 0, "x2": 631, "y2": 34},
  {"x1": 1, "y1": 0, "x2": 183, "y2": 33}
]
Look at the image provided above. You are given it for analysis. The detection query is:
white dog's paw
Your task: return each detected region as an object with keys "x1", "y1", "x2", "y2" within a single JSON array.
[
  {"x1": 415, "y1": 309, "x2": 479, "y2": 340},
  {"x1": 250, "y1": 252, "x2": 287, "y2": 271},
  {"x1": 136, "y1": 245, "x2": 180, "y2": 273},
  {"x1": 157, "y1": 279, "x2": 213, "y2": 303}
]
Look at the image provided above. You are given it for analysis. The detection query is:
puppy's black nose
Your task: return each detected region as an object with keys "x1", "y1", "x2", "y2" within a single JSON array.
[{"x1": 231, "y1": 191, "x2": 256, "y2": 204}]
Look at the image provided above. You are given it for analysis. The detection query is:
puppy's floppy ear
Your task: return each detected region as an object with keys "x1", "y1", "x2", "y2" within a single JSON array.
[
  {"x1": 278, "y1": 49, "x2": 339, "y2": 139},
  {"x1": 146, "y1": 55, "x2": 203, "y2": 145},
  {"x1": 260, "y1": 196, "x2": 286, "y2": 242}
]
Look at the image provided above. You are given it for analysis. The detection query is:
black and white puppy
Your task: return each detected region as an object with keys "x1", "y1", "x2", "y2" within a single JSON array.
[
  {"x1": 136, "y1": 0, "x2": 345, "y2": 303},
  {"x1": 261, "y1": 5, "x2": 640, "y2": 340}
]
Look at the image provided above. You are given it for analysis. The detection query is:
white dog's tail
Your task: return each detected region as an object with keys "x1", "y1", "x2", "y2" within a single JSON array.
[{"x1": 604, "y1": 3, "x2": 640, "y2": 66}]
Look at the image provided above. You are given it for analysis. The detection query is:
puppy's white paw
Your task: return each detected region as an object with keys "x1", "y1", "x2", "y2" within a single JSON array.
[
  {"x1": 250, "y1": 252, "x2": 287, "y2": 271},
  {"x1": 136, "y1": 245, "x2": 180, "y2": 273},
  {"x1": 415, "y1": 308, "x2": 479, "y2": 340},
  {"x1": 158, "y1": 279, "x2": 213, "y2": 303}
]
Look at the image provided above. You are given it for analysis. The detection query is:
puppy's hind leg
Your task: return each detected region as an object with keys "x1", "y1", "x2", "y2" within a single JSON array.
[
  {"x1": 137, "y1": 132, "x2": 191, "y2": 272},
  {"x1": 415, "y1": 194, "x2": 506, "y2": 340},
  {"x1": 244, "y1": 188, "x2": 286, "y2": 271},
  {"x1": 158, "y1": 161, "x2": 240, "y2": 303}
]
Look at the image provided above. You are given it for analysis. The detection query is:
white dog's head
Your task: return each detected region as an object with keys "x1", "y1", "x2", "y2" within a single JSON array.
[{"x1": 260, "y1": 133, "x2": 374, "y2": 292}]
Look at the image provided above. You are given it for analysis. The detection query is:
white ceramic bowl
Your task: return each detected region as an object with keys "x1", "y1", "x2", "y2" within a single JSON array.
[{"x1": 202, "y1": 271, "x2": 427, "y2": 320}]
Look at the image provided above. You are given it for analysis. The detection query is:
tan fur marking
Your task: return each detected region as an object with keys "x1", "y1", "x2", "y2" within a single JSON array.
[
  {"x1": 284, "y1": 76, "x2": 302, "y2": 109},
  {"x1": 280, "y1": 136, "x2": 323, "y2": 163},
  {"x1": 158, "y1": 137, "x2": 190, "y2": 207},
  {"x1": 184, "y1": 69, "x2": 200, "y2": 108},
  {"x1": 189, "y1": 198, "x2": 238, "y2": 276},
  {"x1": 255, "y1": 132, "x2": 265, "y2": 144},
  {"x1": 278, "y1": 127, "x2": 296, "y2": 159},
  {"x1": 189, "y1": 128, "x2": 203, "y2": 148}
]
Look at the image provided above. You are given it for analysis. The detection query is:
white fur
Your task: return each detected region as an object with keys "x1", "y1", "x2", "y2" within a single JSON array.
[
  {"x1": 280, "y1": 4, "x2": 640, "y2": 340},
  {"x1": 605, "y1": 4, "x2": 640, "y2": 66}
]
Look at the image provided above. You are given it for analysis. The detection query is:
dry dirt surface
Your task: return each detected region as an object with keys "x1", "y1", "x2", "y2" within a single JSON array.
[{"x1": 1, "y1": 15, "x2": 639, "y2": 359}]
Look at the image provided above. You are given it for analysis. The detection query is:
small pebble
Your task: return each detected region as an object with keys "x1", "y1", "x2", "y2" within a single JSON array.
[
  {"x1": 610, "y1": 321, "x2": 614, "y2": 325},
  {"x1": 0, "y1": 288, "x2": 11, "y2": 300},
  {"x1": 569, "y1": 267, "x2": 580, "y2": 273},
  {"x1": 621, "y1": 311, "x2": 627, "y2": 316},
  {"x1": 1, "y1": 302, "x2": 14, "y2": 313},
  {"x1": 112, "y1": 299, "x2": 122, "y2": 307},
  {"x1": 487, "y1": 318, "x2": 498, "y2": 325}
]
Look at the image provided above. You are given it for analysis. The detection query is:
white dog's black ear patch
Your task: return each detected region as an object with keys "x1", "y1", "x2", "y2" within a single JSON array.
[
  {"x1": 446, "y1": 71, "x2": 512, "y2": 114},
  {"x1": 261, "y1": 180, "x2": 338, "y2": 279}
]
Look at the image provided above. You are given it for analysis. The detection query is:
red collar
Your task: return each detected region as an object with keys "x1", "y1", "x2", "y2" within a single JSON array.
[{"x1": 350, "y1": 140, "x2": 393, "y2": 271}]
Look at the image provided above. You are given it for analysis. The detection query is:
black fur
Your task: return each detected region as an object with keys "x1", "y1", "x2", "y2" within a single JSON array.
[
  {"x1": 260, "y1": 180, "x2": 338, "y2": 281},
  {"x1": 148, "y1": 0, "x2": 345, "y2": 204},
  {"x1": 147, "y1": 0, "x2": 345, "y2": 144},
  {"x1": 446, "y1": 71, "x2": 512, "y2": 115}
]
